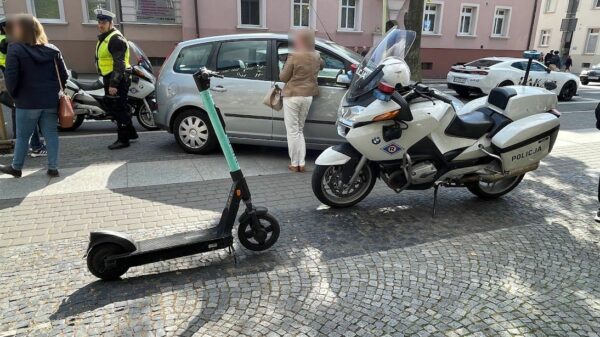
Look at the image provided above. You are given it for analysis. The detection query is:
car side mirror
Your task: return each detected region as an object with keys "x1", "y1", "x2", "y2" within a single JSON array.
[
  {"x1": 336, "y1": 74, "x2": 351, "y2": 86},
  {"x1": 544, "y1": 81, "x2": 557, "y2": 90}
]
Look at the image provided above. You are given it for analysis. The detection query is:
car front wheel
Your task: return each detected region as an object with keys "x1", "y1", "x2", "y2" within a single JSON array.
[
  {"x1": 173, "y1": 109, "x2": 218, "y2": 154},
  {"x1": 558, "y1": 81, "x2": 577, "y2": 101}
]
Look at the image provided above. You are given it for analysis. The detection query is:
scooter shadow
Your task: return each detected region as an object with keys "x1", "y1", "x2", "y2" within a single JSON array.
[{"x1": 50, "y1": 249, "x2": 280, "y2": 321}]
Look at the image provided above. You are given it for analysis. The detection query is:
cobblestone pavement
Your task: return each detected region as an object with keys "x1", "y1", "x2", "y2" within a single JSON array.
[{"x1": 1, "y1": 138, "x2": 600, "y2": 336}]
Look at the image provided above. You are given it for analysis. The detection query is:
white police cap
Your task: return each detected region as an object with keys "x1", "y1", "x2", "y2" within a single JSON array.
[{"x1": 95, "y1": 9, "x2": 116, "y2": 22}]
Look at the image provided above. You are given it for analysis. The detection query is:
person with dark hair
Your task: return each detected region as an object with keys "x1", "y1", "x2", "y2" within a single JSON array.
[
  {"x1": 549, "y1": 50, "x2": 561, "y2": 71},
  {"x1": 385, "y1": 20, "x2": 397, "y2": 33},
  {"x1": 544, "y1": 50, "x2": 553, "y2": 67},
  {"x1": 94, "y1": 9, "x2": 138, "y2": 150},
  {"x1": 0, "y1": 14, "x2": 68, "y2": 178},
  {"x1": 565, "y1": 55, "x2": 573, "y2": 72}
]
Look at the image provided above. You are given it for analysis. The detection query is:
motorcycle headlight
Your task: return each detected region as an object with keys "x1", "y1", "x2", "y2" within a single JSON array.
[{"x1": 338, "y1": 105, "x2": 365, "y2": 122}]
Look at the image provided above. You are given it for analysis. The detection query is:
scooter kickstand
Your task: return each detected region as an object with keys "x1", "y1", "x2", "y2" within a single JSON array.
[
  {"x1": 432, "y1": 183, "x2": 440, "y2": 218},
  {"x1": 228, "y1": 244, "x2": 238, "y2": 265}
]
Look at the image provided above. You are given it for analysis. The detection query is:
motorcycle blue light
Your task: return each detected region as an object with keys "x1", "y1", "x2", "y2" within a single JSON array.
[{"x1": 373, "y1": 89, "x2": 391, "y2": 102}]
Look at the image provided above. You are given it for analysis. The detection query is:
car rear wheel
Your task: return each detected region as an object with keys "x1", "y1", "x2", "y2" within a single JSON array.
[
  {"x1": 173, "y1": 109, "x2": 218, "y2": 154},
  {"x1": 558, "y1": 81, "x2": 576, "y2": 101},
  {"x1": 580, "y1": 78, "x2": 589, "y2": 85}
]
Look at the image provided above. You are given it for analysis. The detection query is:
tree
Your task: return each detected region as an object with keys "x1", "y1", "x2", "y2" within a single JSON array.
[{"x1": 402, "y1": 0, "x2": 424, "y2": 81}]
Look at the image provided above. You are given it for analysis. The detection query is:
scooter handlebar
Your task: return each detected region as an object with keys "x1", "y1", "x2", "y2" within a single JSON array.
[{"x1": 193, "y1": 68, "x2": 224, "y2": 92}]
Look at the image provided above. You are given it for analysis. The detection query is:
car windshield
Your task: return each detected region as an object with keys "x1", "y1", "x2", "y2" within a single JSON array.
[
  {"x1": 465, "y1": 59, "x2": 503, "y2": 68},
  {"x1": 346, "y1": 28, "x2": 416, "y2": 101}
]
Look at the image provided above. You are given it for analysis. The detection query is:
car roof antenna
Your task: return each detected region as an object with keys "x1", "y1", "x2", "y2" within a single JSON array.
[{"x1": 310, "y1": 5, "x2": 334, "y2": 42}]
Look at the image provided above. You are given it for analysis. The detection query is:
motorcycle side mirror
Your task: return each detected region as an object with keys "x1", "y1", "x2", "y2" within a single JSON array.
[{"x1": 544, "y1": 81, "x2": 557, "y2": 90}]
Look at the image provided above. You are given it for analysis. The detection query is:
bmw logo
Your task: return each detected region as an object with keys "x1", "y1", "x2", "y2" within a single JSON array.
[{"x1": 372, "y1": 137, "x2": 381, "y2": 144}]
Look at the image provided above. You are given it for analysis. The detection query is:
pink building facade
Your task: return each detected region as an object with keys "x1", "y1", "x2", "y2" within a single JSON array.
[{"x1": 181, "y1": 0, "x2": 541, "y2": 78}]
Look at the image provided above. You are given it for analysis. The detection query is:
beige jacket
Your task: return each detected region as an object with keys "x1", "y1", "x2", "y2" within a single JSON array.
[{"x1": 279, "y1": 51, "x2": 324, "y2": 97}]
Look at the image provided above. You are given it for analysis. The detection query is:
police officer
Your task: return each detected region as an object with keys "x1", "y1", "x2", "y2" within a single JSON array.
[
  {"x1": 95, "y1": 9, "x2": 138, "y2": 150},
  {"x1": 0, "y1": 17, "x2": 8, "y2": 70}
]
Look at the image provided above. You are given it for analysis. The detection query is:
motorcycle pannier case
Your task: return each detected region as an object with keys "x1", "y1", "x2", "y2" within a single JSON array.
[{"x1": 491, "y1": 113, "x2": 559, "y2": 172}]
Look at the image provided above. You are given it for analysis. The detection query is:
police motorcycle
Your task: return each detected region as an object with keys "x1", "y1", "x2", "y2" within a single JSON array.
[
  {"x1": 62, "y1": 41, "x2": 158, "y2": 131},
  {"x1": 312, "y1": 29, "x2": 560, "y2": 214}
]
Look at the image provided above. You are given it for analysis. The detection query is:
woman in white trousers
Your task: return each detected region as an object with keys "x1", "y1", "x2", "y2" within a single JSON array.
[{"x1": 279, "y1": 29, "x2": 323, "y2": 172}]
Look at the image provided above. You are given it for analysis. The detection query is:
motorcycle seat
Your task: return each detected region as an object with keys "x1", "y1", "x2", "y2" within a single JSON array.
[
  {"x1": 445, "y1": 108, "x2": 495, "y2": 139},
  {"x1": 73, "y1": 79, "x2": 104, "y2": 91},
  {"x1": 488, "y1": 87, "x2": 517, "y2": 110}
]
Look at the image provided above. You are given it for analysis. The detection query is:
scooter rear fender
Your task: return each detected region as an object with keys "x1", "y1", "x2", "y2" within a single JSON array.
[
  {"x1": 85, "y1": 230, "x2": 137, "y2": 256},
  {"x1": 315, "y1": 143, "x2": 361, "y2": 166}
]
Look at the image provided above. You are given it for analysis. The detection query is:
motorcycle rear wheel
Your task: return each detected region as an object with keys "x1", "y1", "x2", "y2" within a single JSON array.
[
  {"x1": 312, "y1": 164, "x2": 376, "y2": 208},
  {"x1": 57, "y1": 115, "x2": 85, "y2": 132},
  {"x1": 466, "y1": 174, "x2": 524, "y2": 199}
]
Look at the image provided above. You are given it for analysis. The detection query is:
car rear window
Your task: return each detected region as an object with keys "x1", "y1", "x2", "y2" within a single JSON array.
[
  {"x1": 174, "y1": 43, "x2": 213, "y2": 74},
  {"x1": 465, "y1": 59, "x2": 502, "y2": 68}
]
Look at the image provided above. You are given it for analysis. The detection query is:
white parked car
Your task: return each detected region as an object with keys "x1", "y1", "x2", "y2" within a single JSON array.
[{"x1": 447, "y1": 57, "x2": 580, "y2": 101}]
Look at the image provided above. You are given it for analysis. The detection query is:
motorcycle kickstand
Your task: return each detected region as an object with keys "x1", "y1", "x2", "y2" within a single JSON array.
[
  {"x1": 432, "y1": 183, "x2": 440, "y2": 218},
  {"x1": 228, "y1": 244, "x2": 238, "y2": 265}
]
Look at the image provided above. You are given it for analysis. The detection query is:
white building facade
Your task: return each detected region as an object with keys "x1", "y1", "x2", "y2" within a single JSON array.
[{"x1": 533, "y1": 0, "x2": 600, "y2": 73}]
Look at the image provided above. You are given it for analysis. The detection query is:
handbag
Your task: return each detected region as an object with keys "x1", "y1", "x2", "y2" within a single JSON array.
[
  {"x1": 54, "y1": 58, "x2": 74, "y2": 128},
  {"x1": 263, "y1": 84, "x2": 283, "y2": 111}
]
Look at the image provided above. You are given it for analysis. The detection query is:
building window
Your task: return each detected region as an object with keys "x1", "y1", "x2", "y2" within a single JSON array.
[
  {"x1": 339, "y1": 0, "x2": 360, "y2": 31},
  {"x1": 422, "y1": 2, "x2": 442, "y2": 35},
  {"x1": 584, "y1": 28, "x2": 599, "y2": 55},
  {"x1": 492, "y1": 7, "x2": 511, "y2": 37},
  {"x1": 27, "y1": 0, "x2": 65, "y2": 23},
  {"x1": 83, "y1": 0, "x2": 113, "y2": 23},
  {"x1": 458, "y1": 5, "x2": 478, "y2": 36},
  {"x1": 544, "y1": 0, "x2": 556, "y2": 13},
  {"x1": 136, "y1": 0, "x2": 177, "y2": 24},
  {"x1": 292, "y1": 0, "x2": 311, "y2": 28},
  {"x1": 539, "y1": 29, "x2": 551, "y2": 46},
  {"x1": 239, "y1": 0, "x2": 263, "y2": 27}
]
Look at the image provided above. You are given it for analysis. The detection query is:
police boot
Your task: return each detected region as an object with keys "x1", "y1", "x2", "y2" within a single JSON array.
[
  {"x1": 108, "y1": 126, "x2": 131, "y2": 150},
  {"x1": 128, "y1": 124, "x2": 139, "y2": 142}
]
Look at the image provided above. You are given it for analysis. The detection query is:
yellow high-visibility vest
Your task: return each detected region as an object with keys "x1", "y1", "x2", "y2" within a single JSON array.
[
  {"x1": 95, "y1": 29, "x2": 130, "y2": 76},
  {"x1": 0, "y1": 34, "x2": 7, "y2": 67}
]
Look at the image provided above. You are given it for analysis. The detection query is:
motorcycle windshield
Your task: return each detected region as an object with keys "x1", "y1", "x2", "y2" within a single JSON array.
[
  {"x1": 346, "y1": 28, "x2": 416, "y2": 101},
  {"x1": 128, "y1": 41, "x2": 153, "y2": 74}
]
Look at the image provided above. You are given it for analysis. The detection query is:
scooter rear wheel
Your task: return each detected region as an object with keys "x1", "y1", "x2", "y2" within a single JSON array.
[
  {"x1": 87, "y1": 243, "x2": 130, "y2": 281},
  {"x1": 238, "y1": 213, "x2": 280, "y2": 251}
]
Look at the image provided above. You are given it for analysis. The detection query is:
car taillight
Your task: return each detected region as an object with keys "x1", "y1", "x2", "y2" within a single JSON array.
[
  {"x1": 377, "y1": 81, "x2": 395, "y2": 94},
  {"x1": 472, "y1": 70, "x2": 488, "y2": 75}
]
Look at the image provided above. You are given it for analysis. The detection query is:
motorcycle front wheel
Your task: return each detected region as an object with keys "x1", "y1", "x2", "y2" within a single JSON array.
[
  {"x1": 312, "y1": 164, "x2": 376, "y2": 208},
  {"x1": 136, "y1": 104, "x2": 159, "y2": 131}
]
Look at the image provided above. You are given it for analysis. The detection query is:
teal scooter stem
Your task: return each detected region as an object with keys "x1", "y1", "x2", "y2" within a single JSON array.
[{"x1": 84, "y1": 68, "x2": 280, "y2": 281}]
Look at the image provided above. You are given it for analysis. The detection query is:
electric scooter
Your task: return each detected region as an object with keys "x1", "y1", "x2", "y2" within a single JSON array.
[{"x1": 85, "y1": 68, "x2": 280, "y2": 281}]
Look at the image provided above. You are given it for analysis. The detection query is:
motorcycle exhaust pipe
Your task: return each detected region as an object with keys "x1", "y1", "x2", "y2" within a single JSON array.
[{"x1": 460, "y1": 163, "x2": 539, "y2": 184}]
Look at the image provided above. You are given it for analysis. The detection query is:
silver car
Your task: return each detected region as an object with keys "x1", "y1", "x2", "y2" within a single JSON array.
[{"x1": 154, "y1": 33, "x2": 362, "y2": 154}]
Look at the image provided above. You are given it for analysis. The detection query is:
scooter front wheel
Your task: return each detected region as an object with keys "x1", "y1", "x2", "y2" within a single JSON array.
[
  {"x1": 312, "y1": 164, "x2": 376, "y2": 208},
  {"x1": 238, "y1": 213, "x2": 280, "y2": 251},
  {"x1": 87, "y1": 243, "x2": 130, "y2": 281}
]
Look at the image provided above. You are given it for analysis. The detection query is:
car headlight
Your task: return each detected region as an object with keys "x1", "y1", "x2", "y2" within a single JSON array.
[{"x1": 580, "y1": 70, "x2": 589, "y2": 76}]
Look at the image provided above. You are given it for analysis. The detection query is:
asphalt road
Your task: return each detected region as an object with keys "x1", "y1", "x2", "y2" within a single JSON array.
[{"x1": 61, "y1": 82, "x2": 600, "y2": 138}]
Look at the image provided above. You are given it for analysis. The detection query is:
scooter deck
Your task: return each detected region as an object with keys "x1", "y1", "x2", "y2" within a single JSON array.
[{"x1": 110, "y1": 227, "x2": 234, "y2": 267}]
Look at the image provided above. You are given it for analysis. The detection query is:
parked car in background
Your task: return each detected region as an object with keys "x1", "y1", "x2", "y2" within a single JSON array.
[
  {"x1": 154, "y1": 33, "x2": 361, "y2": 154},
  {"x1": 447, "y1": 57, "x2": 580, "y2": 101},
  {"x1": 580, "y1": 64, "x2": 600, "y2": 85}
]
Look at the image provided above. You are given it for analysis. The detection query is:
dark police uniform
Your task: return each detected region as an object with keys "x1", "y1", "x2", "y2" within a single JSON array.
[{"x1": 95, "y1": 9, "x2": 137, "y2": 149}]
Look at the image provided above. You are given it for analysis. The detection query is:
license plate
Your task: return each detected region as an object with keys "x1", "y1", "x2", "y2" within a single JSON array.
[
  {"x1": 589, "y1": 76, "x2": 599, "y2": 80},
  {"x1": 453, "y1": 77, "x2": 466, "y2": 84}
]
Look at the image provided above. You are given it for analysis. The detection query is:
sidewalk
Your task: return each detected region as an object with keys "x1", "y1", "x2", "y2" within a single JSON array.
[{"x1": 1, "y1": 128, "x2": 596, "y2": 201}]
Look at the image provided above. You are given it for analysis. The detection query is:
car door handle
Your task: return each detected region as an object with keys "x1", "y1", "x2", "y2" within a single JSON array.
[{"x1": 210, "y1": 85, "x2": 227, "y2": 92}]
